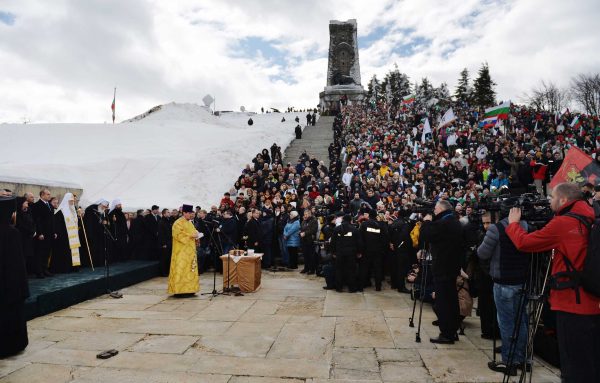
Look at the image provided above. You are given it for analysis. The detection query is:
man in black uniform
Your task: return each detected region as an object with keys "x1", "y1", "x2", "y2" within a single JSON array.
[
  {"x1": 389, "y1": 215, "x2": 414, "y2": 293},
  {"x1": 420, "y1": 200, "x2": 464, "y2": 344},
  {"x1": 331, "y1": 214, "x2": 363, "y2": 293},
  {"x1": 359, "y1": 210, "x2": 389, "y2": 291}
]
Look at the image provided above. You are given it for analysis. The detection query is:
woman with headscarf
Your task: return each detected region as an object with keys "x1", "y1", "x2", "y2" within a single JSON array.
[{"x1": 0, "y1": 196, "x2": 29, "y2": 357}]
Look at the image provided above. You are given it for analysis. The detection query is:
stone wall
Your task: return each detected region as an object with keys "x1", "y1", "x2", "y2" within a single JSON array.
[{"x1": 0, "y1": 176, "x2": 83, "y2": 203}]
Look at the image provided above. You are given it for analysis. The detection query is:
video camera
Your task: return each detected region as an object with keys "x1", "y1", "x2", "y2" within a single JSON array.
[
  {"x1": 477, "y1": 193, "x2": 553, "y2": 227},
  {"x1": 411, "y1": 198, "x2": 435, "y2": 215}
]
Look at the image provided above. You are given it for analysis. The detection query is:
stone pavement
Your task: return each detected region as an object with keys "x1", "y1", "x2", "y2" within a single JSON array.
[
  {"x1": 283, "y1": 116, "x2": 335, "y2": 163},
  {"x1": 0, "y1": 272, "x2": 561, "y2": 383}
]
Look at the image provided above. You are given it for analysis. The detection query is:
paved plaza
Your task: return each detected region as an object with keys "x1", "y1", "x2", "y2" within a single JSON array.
[{"x1": 1, "y1": 272, "x2": 561, "y2": 383}]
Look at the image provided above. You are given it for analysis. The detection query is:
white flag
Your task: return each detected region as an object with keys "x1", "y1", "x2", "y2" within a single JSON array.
[
  {"x1": 422, "y1": 118, "x2": 431, "y2": 144},
  {"x1": 439, "y1": 108, "x2": 456, "y2": 128},
  {"x1": 413, "y1": 142, "x2": 418, "y2": 156}
]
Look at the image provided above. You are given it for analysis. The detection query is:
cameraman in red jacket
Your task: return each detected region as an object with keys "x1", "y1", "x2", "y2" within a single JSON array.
[{"x1": 506, "y1": 182, "x2": 600, "y2": 383}]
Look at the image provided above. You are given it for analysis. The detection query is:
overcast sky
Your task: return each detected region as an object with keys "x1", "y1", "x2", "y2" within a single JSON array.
[{"x1": 1, "y1": 0, "x2": 599, "y2": 123}]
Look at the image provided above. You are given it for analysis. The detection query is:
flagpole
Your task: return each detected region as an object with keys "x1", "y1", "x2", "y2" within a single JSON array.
[{"x1": 112, "y1": 87, "x2": 116, "y2": 124}]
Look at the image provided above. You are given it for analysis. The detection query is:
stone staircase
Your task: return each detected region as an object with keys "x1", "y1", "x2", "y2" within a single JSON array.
[{"x1": 283, "y1": 116, "x2": 335, "y2": 164}]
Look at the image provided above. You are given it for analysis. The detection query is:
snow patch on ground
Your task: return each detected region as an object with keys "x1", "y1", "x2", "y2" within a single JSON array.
[{"x1": 0, "y1": 103, "x2": 301, "y2": 209}]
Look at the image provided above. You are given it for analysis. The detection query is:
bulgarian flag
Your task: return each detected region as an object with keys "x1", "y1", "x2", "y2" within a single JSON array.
[
  {"x1": 484, "y1": 101, "x2": 510, "y2": 120},
  {"x1": 550, "y1": 146, "x2": 600, "y2": 189},
  {"x1": 570, "y1": 115, "x2": 582, "y2": 130},
  {"x1": 402, "y1": 94, "x2": 415, "y2": 104},
  {"x1": 111, "y1": 87, "x2": 116, "y2": 123}
]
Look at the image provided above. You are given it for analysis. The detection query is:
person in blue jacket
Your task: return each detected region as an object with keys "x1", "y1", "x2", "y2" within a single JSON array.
[{"x1": 283, "y1": 210, "x2": 301, "y2": 269}]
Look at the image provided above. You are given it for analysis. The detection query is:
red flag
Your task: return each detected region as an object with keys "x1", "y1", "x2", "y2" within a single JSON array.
[{"x1": 550, "y1": 147, "x2": 600, "y2": 189}]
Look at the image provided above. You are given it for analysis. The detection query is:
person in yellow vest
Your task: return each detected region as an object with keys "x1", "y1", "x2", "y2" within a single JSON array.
[{"x1": 168, "y1": 204, "x2": 202, "y2": 297}]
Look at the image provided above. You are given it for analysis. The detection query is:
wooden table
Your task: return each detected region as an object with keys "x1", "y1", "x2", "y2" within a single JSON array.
[{"x1": 220, "y1": 254, "x2": 262, "y2": 293}]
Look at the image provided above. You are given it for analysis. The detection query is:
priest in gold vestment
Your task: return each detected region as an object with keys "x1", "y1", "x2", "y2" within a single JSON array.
[{"x1": 168, "y1": 204, "x2": 202, "y2": 297}]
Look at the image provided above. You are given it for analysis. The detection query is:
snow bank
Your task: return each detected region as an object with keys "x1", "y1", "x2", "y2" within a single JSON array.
[{"x1": 0, "y1": 102, "x2": 301, "y2": 209}]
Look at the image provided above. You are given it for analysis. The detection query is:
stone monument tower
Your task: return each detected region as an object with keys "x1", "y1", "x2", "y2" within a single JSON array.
[{"x1": 319, "y1": 19, "x2": 366, "y2": 112}]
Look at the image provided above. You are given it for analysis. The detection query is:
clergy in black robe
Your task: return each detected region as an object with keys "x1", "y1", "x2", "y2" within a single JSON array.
[
  {"x1": 83, "y1": 200, "x2": 109, "y2": 267},
  {"x1": 0, "y1": 196, "x2": 30, "y2": 358},
  {"x1": 130, "y1": 210, "x2": 146, "y2": 259},
  {"x1": 108, "y1": 199, "x2": 128, "y2": 263},
  {"x1": 50, "y1": 209, "x2": 73, "y2": 273},
  {"x1": 15, "y1": 197, "x2": 35, "y2": 274}
]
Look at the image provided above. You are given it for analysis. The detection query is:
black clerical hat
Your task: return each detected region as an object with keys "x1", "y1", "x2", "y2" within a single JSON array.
[{"x1": 0, "y1": 196, "x2": 16, "y2": 225}]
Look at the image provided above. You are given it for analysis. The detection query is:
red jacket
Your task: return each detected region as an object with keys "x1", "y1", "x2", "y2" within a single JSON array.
[
  {"x1": 529, "y1": 160, "x2": 547, "y2": 180},
  {"x1": 220, "y1": 197, "x2": 234, "y2": 209},
  {"x1": 506, "y1": 200, "x2": 600, "y2": 315}
]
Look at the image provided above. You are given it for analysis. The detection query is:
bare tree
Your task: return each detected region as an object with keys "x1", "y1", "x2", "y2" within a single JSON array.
[
  {"x1": 526, "y1": 80, "x2": 570, "y2": 112},
  {"x1": 570, "y1": 73, "x2": 600, "y2": 116}
]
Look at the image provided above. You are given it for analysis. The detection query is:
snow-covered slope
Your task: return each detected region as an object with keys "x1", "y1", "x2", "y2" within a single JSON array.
[{"x1": 0, "y1": 103, "x2": 301, "y2": 209}]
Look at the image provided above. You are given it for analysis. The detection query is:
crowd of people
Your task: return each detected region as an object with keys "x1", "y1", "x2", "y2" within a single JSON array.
[{"x1": 2, "y1": 97, "x2": 600, "y2": 381}]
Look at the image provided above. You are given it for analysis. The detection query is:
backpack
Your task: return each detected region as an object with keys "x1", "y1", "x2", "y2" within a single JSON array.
[{"x1": 551, "y1": 212, "x2": 600, "y2": 302}]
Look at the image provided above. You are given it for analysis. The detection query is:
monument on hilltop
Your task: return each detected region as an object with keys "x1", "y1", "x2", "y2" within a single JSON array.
[{"x1": 319, "y1": 19, "x2": 366, "y2": 112}]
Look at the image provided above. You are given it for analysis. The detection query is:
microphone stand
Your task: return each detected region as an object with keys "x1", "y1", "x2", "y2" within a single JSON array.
[
  {"x1": 200, "y1": 220, "x2": 229, "y2": 299},
  {"x1": 94, "y1": 211, "x2": 122, "y2": 299},
  {"x1": 217, "y1": 225, "x2": 243, "y2": 296}
]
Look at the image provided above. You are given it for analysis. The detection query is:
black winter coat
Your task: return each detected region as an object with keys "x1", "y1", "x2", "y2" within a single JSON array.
[
  {"x1": 31, "y1": 199, "x2": 54, "y2": 239},
  {"x1": 244, "y1": 218, "x2": 262, "y2": 248},
  {"x1": 220, "y1": 218, "x2": 238, "y2": 246},
  {"x1": 300, "y1": 217, "x2": 318, "y2": 245},
  {"x1": 419, "y1": 211, "x2": 464, "y2": 281}
]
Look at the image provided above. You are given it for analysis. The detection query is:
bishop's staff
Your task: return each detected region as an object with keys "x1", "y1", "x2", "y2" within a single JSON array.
[{"x1": 73, "y1": 194, "x2": 94, "y2": 271}]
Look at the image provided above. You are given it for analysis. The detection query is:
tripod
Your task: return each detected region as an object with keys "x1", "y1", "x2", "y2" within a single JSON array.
[
  {"x1": 409, "y1": 247, "x2": 431, "y2": 343},
  {"x1": 95, "y1": 211, "x2": 122, "y2": 299},
  {"x1": 502, "y1": 251, "x2": 552, "y2": 383},
  {"x1": 200, "y1": 221, "x2": 229, "y2": 299}
]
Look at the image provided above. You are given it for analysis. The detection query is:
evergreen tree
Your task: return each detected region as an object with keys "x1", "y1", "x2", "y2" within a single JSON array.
[
  {"x1": 381, "y1": 64, "x2": 411, "y2": 106},
  {"x1": 367, "y1": 75, "x2": 382, "y2": 103},
  {"x1": 473, "y1": 62, "x2": 496, "y2": 107},
  {"x1": 415, "y1": 77, "x2": 434, "y2": 108},
  {"x1": 454, "y1": 68, "x2": 471, "y2": 104},
  {"x1": 434, "y1": 82, "x2": 450, "y2": 101}
]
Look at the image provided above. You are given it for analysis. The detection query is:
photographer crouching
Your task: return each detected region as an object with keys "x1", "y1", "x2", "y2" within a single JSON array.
[
  {"x1": 420, "y1": 200, "x2": 464, "y2": 344},
  {"x1": 506, "y1": 183, "x2": 600, "y2": 383}
]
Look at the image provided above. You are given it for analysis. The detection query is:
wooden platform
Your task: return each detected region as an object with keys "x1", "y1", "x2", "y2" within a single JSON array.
[{"x1": 24, "y1": 260, "x2": 160, "y2": 320}]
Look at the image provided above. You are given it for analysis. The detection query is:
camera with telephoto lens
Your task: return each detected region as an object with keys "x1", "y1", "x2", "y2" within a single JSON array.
[
  {"x1": 411, "y1": 198, "x2": 435, "y2": 214},
  {"x1": 512, "y1": 193, "x2": 553, "y2": 226}
]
